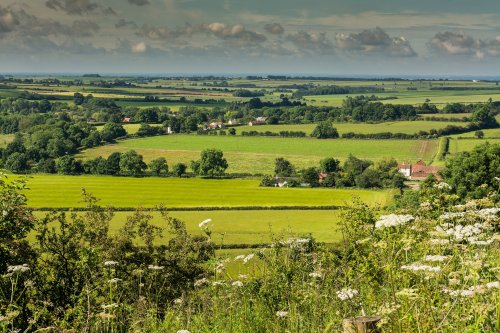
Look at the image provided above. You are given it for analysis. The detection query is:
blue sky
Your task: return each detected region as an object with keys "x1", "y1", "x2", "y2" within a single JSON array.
[{"x1": 1, "y1": 0, "x2": 500, "y2": 75}]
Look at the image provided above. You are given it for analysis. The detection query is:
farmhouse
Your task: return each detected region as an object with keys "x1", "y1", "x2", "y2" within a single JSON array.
[
  {"x1": 228, "y1": 119, "x2": 241, "y2": 125},
  {"x1": 398, "y1": 160, "x2": 443, "y2": 180},
  {"x1": 206, "y1": 121, "x2": 225, "y2": 130},
  {"x1": 248, "y1": 117, "x2": 267, "y2": 126},
  {"x1": 122, "y1": 117, "x2": 131, "y2": 123}
]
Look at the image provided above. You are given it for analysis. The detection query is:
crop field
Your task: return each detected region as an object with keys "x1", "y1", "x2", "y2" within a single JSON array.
[
  {"x1": 235, "y1": 120, "x2": 463, "y2": 135},
  {"x1": 95, "y1": 123, "x2": 162, "y2": 134},
  {"x1": 79, "y1": 135, "x2": 438, "y2": 173},
  {"x1": 23, "y1": 175, "x2": 395, "y2": 209},
  {"x1": 0, "y1": 134, "x2": 14, "y2": 147},
  {"x1": 32, "y1": 209, "x2": 344, "y2": 246}
]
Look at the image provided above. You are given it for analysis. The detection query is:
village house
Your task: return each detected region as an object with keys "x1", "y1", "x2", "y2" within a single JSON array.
[
  {"x1": 248, "y1": 116, "x2": 267, "y2": 126},
  {"x1": 206, "y1": 121, "x2": 225, "y2": 130},
  {"x1": 398, "y1": 160, "x2": 443, "y2": 180},
  {"x1": 122, "y1": 117, "x2": 131, "y2": 123},
  {"x1": 227, "y1": 119, "x2": 241, "y2": 125}
]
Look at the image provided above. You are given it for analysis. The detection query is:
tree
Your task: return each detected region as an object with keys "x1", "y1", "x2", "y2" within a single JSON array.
[
  {"x1": 119, "y1": 150, "x2": 147, "y2": 176},
  {"x1": 73, "y1": 92, "x2": 85, "y2": 106},
  {"x1": 301, "y1": 167, "x2": 320, "y2": 187},
  {"x1": 106, "y1": 152, "x2": 121, "y2": 175},
  {"x1": 83, "y1": 157, "x2": 108, "y2": 175},
  {"x1": 320, "y1": 157, "x2": 340, "y2": 173},
  {"x1": 101, "y1": 123, "x2": 127, "y2": 142},
  {"x1": 172, "y1": 163, "x2": 187, "y2": 177},
  {"x1": 475, "y1": 130, "x2": 485, "y2": 139},
  {"x1": 36, "y1": 158, "x2": 56, "y2": 174},
  {"x1": 5, "y1": 152, "x2": 30, "y2": 173},
  {"x1": 228, "y1": 128, "x2": 236, "y2": 135},
  {"x1": 56, "y1": 155, "x2": 82, "y2": 175},
  {"x1": 311, "y1": 121, "x2": 339, "y2": 139},
  {"x1": 471, "y1": 105, "x2": 498, "y2": 128},
  {"x1": 259, "y1": 175, "x2": 276, "y2": 187},
  {"x1": 274, "y1": 157, "x2": 295, "y2": 177},
  {"x1": 196, "y1": 149, "x2": 228, "y2": 177},
  {"x1": 440, "y1": 142, "x2": 500, "y2": 199},
  {"x1": 134, "y1": 108, "x2": 158, "y2": 123},
  {"x1": 149, "y1": 157, "x2": 168, "y2": 176}
]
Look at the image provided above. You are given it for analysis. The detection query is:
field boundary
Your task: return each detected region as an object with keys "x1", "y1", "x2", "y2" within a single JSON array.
[{"x1": 32, "y1": 205, "x2": 346, "y2": 212}]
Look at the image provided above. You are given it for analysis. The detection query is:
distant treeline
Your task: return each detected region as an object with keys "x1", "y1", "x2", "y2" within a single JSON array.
[
  {"x1": 241, "y1": 130, "x2": 307, "y2": 138},
  {"x1": 292, "y1": 85, "x2": 384, "y2": 98}
]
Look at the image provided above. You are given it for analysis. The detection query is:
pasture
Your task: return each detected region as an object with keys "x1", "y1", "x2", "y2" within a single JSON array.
[
  {"x1": 235, "y1": 120, "x2": 464, "y2": 135},
  {"x1": 448, "y1": 138, "x2": 500, "y2": 155},
  {"x1": 32, "y1": 209, "x2": 344, "y2": 246},
  {"x1": 79, "y1": 135, "x2": 438, "y2": 174},
  {"x1": 23, "y1": 175, "x2": 395, "y2": 209}
]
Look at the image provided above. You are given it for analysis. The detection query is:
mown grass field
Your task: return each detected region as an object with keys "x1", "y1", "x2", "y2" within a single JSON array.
[
  {"x1": 78, "y1": 135, "x2": 438, "y2": 173},
  {"x1": 32, "y1": 209, "x2": 343, "y2": 246},
  {"x1": 235, "y1": 120, "x2": 463, "y2": 135},
  {"x1": 23, "y1": 175, "x2": 395, "y2": 209},
  {"x1": 94, "y1": 123, "x2": 162, "y2": 134},
  {"x1": 0, "y1": 134, "x2": 14, "y2": 147}
]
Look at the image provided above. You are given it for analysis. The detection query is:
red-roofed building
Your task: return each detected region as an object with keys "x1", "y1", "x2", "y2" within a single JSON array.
[{"x1": 398, "y1": 160, "x2": 444, "y2": 180}]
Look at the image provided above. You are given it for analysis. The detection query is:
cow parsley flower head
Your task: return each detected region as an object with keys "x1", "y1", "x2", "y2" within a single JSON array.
[
  {"x1": 104, "y1": 261, "x2": 119, "y2": 266},
  {"x1": 375, "y1": 214, "x2": 414, "y2": 229},
  {"x1": 194, "y1": 278, "x2": 209, "y2": 287},
  {"x1": 234, "y1": 255, "x2": 245, "y2": 261},
  {"x1": 108, "y1": 278, "x2": 122, "y2": 284},
  {"x1": 148, "y1": 265, "x2": 164, "y2": 271},
  {"x1": 336, "y1": 288, "x2": 358, "y2": 301},
  {"x1": 401, "y1": 264, "x2": 441, "y2": 273},
  {"x1": 198, "y1": 219, "x2": 212, "y2": 228},
  {"x1": 177, "y1": 330, "x2": 190, "y2": 333},
  {"x1": 424, "y1": 255, "x2": 449, "y2": 262},
  {"x1": 309, "y1": 272, "x2": 322, "y2": 278},
  {"x1": 276, "y1": 311, "x2": 289, "y2": 318},
  {"x1": 7, "y1": 264, "x2": 30, "y2": 274},
  {"x1": 434, "y1": 182, "x2": 452, "y2": 190},
  {"x1": 243, "y1": 254, "x2": 255, "y2": 264},
  {"x1": 232, "y1": 280, "x2": 244, "y2": 287}
]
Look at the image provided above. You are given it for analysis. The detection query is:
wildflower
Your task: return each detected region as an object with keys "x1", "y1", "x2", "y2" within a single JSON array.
[
  {"x1": 177, "y1": 330, "x2": 190, "y2": 333},
  {"x1": 238, "y1": 274, "x2": 248, "y2": 279},
  {"x1": 395, "y1": 288, "x2": 419, "y2": 299},
  {"x1": 7, "y1": 264, "x2": 29, "y2": 274},
  {"x1": 198, "y1": 219, "x2": 212, "y2": 228},
  {"x1": 232, "y1": 280, "x2": 243, "y2": 287},
  {"x1": 148, "y1": 265, "x2": 164, "y2": 271},
  {"x1": 212, "y1": 281, "x2": 225, "y2": 287},
  {"x1": 424, "y1": 255, "x2": 449, "y2": 262},
  {"x1": 234, "y1": 255, "x2": 245, "y2": 261},
  {"x1": 98, "y1": 312, "x2": 116, "y2": 320},
  {"x1": 336, "y1": 288, "x2": 358, "y2": 301},
  {"x1": 469, "y1": 239, "x2": 493, "y2": 245},
  {"x1": 309, "y1": 272, "x2": 322, "y2": 278},
  {"x1": 194, "y1": 278, "x2": 209, "y2": 287},
  {"x1": 101, "y1": 303, "x2": 119, "y2": 309},
  {"x1": 174, "y1": 298, "x2": 183, "y2": 305},
  {"x1": 243, "y1": 254, "x2": 255, "y2": 264},
  {"x1": 475, "y1": 208, "x2": 500, "y2": 218},
  {"x1": 104, "y1": 261, "x2": 119, "y2": 266},
  {"x1": 375, "y1": 214, "x2": 414, "y2": 229},
  {"x1": 108, "y1": 278, "x2": 122, "y2": 284},
  {"x1": 439, "y1": 212, "x2": 466, "y2": 220},
  {"x1": 401, "y1": 264, "x2": 441, "y2": 273},
  {"x1": 276, "y1": 311, "x2": 288, "y2": 318},
  {"x1": 434, "y1": 182, "x2": 452, "y2": 190},
  {"x1": 215, "y1": 262, "x2": 225, "y2": 273},
  {"x1": 486, "y1": 281, "x2": 499, "y2": 289},
  {"x1": 448, "y1": 278, "x2": 460, "y2": 286},
  {"x1": 429, "y1": 239, "x2": 450, "y2": 245}
]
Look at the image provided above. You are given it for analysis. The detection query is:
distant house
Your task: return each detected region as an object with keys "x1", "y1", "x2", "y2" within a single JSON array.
[
  {"x1": 248, "y1": 117, "x2": 267, "y2": 126},
  {"x1": 398, "y1": 160, "x2": 443, "y2": 180},
  {"x1": 122, "y1": 117, "x2": 131, "y2": 123},
  {"x1": 167, "y1": 126, "x2": 174, "y2": 134},
  {"x1": 207, "y1": 121, "x2": 225, "y2": 130},
  {"x1": 228, "y1": 119, "x2": 240, "y2": 125}
]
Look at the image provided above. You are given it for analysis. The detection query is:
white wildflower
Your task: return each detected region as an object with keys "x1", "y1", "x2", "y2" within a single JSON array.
[
  {"x1": 174, "y1": 298, "x2": 183, "y2": 305},
  {"x1": 439, "y1": 212, "x2": 466, "y2": 220},
  {"x1": 148, "y1": 265, "x2": 164, "y2": 271},
  {"x1": 107, "y1": 278, "x2": 122, "y2": 284},
  {"x1": 243, "y1": 254, "x2": 255, "y2": 264},
  {"x1": 198, "y1": 219, "x2": 212, "y2": 228},
  {"x1": 375, "y1": 214, "x2": 414, "y2": 229},
  {"x1": 212, "y1": 281, "x2": 225, "y2": 287},
  {"x1": 177, "y1": 330, "x2": 190, "y2": 333},
  {"x1": 401, "y1": 264, "x2": 441, "y2": 273},
  {"x1": 194, "y1": 278, "x2": 209, "y2": 287},
  {"x1": 276, "y1": 311, "x2": 288, "y2": 318},
  {"x1": 429, "y1": 239, "x2": 450, "y2": 245},
  {"x1": 486, "y1": 281, "x2": 499, "y2": 289},
  {"x1": 238, "y1": 274, "x2": 248, "y2": 279},
  {"x1": 475, "y1": 208, "x2": 500, "y2": 218},
  {"x1": 7, "y1": 264, "x2": 30, "y2": 274},
  {"x1": 232, "y1": 280, "x2": 244, "y2": 287},
  {"x1": 424, "y1": 255, "x2": 449, "y2": 262},
  {"x1": 434, "y1": 182, "x2": 452, "y2": 190},
  {"x1": 234, "y1": 255, "x2": 245, "y2": 261},
  {"x1": 104, "y1": 261, "x2": 119, "y2": 266},
  {"x1": 308, "y1": 272, "x2": 322, "y2": 278},
  {"x1": 469, "y1": 239, "x2": 493, "y2": 245},
  {"x1": 336, "y1": 288, "x2": 358, "y2": 301},
  {"x1": 101, "y1": 303, "x2": 119, "y2": 309}
]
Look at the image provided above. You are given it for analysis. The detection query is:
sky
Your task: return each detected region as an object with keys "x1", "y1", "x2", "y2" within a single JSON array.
[{"x1": 1, "y1": 0, "x2": 500, "y2": 76}]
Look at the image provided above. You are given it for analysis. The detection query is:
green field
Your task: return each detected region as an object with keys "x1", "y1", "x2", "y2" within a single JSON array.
[
  {"x1": 95, "y1": 123, "x2": 162, "y2": 134},
  {"x1": 235, "y1": 120, "x2": 463, "y2": 135},
  {"x1": 0, "y1": 134, "x2": 14, "y2": 147},
  {"x1": 23, "y1": 175, "x2": 395, "y2": 208},
  {"x1": 79, "y1": 135, "x2": 438, "y2": 173},
  {"x1": 448, "y1": 138, "x2": 500, "y2": 155},
  {"x1": 33, "y1": 209, "x2": 343, "y2": 246}
]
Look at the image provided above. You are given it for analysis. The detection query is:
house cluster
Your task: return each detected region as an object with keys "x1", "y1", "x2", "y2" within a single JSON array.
[
  {"x1": 203, "y1": 117, "x2": 267, "y2": 130},
  {"x1": 398, "y1": 160, "x2": 443, "y2": 180},
  {"x1": 248, "y1": 117, "x2": 267, "y2": 126}
]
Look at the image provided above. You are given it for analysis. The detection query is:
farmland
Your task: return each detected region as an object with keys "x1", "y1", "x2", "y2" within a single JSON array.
[
  {"x1": 448, "y1": 138, "x2": 500, "y2": 155},
  {"x1": 0, "y1": 134, "x2": 14, "y2": 147},
  {"x1": 23, "y1": 175, "x2": 395, "y2": 209},
  {"x1": 235, "y1": 120, "x2": 464, "y2": 135},
  {"x1": 79, "y1": 135, "x2": 438, "y2": 173}
]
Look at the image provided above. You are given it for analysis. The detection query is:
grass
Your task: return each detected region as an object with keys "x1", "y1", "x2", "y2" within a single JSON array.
[
  {"x1": 0, "y1": 134, "x2": 14, "y2": 147},
  {"x1": 32, "y1": 209, "x2": 343, "y2": 246},
  {"x1": 235, "y1": 120, "x2": 464, "y2": 135},
  {"x1": 448, "y1": 138, "x2": 500, "y2": 155},
  {"x1": 95, "y1": 123, "x2": 162, "y2": 134},
  {"x1": 23, "y1": 175, "x2": 395, "y2": 209},
  {"x1": 78, "y1": 135, "x2": 438, "y2": 174}
]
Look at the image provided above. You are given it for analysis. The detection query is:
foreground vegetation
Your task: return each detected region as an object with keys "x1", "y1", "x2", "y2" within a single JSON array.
[{"x1": 1, "y1": 143, "x2": 499, "y2": 332}]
